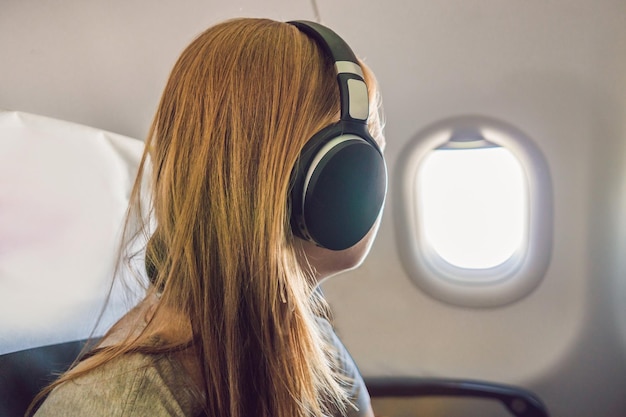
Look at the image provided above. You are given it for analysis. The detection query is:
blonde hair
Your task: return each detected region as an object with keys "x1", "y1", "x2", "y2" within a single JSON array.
[{"x1": 30, "y1": 17, "x2": 383, "y2": 417}]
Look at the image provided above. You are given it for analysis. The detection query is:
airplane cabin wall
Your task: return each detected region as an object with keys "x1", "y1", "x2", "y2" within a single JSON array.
[{"x1": 318, "y1": 1, "x2": 626, "y2": 416}]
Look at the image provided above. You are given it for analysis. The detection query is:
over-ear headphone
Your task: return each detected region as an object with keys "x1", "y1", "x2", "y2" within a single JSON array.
[{"x1": 287, "y1": 21, "x2": 387, "y2": 251}]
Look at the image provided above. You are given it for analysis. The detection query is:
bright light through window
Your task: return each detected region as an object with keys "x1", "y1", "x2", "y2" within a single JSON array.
[{"x1": 418, "y1": 146, "x2": 527, "y2": 269}]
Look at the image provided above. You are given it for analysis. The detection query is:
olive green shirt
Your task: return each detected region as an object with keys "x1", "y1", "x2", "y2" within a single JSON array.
[{"x1": 34, "y1": 318, "x2": 370, "y2": 416}]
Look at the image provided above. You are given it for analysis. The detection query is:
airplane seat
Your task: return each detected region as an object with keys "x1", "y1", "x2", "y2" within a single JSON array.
[
  {"x1": 0, "y1": 110, "x2": 146, "y2": 416},
  {"x1": 0, "y1": 340, "x2": 550, "y2": 417},
  {"x1": 0, "y1": 111, "x2": 549, "y2": 417},
  {"x1": 0, "y1": 339, "x2": 94, "y2": 417},
  {"x1": 0, "y1": 110, "x2": 146, "y2": 355}
]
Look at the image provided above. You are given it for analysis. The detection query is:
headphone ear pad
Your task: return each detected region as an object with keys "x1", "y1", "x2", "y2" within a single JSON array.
[{"x1": 297, "y1": 136, "x2": 387, "y2": 250}]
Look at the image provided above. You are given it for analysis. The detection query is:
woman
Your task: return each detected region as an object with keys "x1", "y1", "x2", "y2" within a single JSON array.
[{"x1": 31, "y1": 17, "x2": 386, "y2": 417}]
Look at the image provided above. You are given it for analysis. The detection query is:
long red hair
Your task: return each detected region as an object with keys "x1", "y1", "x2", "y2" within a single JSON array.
[{"x1": 30, "y1": 18, "x2": 384, "y2": 417}]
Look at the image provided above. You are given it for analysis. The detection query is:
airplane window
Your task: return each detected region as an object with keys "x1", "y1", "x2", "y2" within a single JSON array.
[
  {"x1": 418, "y1": 145, "x2": 526, "y2": 270},
  {"x1": 396, "y1": 116, "x2": 552, "y2": 307}
]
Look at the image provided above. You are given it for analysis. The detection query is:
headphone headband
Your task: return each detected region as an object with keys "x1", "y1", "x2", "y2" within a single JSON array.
[{"x1": 288, "y1": 21, "x2": 371, "y2": 125}]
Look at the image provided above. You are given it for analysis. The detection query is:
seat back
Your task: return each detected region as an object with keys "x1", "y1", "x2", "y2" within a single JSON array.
[
  {"x1": 0, "y1": 111, "x2": 146, "y2": 356},
  {"x1": 0, "y1": 340, "x2": 95, "y2": 417}
]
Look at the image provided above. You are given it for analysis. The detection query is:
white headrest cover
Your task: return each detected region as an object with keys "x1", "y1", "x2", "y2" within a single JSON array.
[{"x1": 0, "y1": 111, "x2": 146, "y2": 354}]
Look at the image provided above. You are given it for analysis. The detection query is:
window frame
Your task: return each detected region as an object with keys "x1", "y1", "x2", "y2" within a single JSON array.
[{"x1": 395, "y1": 115, "x2": 553, "y2": 308}]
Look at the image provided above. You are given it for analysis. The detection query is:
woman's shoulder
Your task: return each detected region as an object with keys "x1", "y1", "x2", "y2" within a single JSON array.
[
  {"x1": 314, "y1": 316, "x2": 373, "y2": 417},
  {"x1": 34, "y1": 352, "x2": 202, "y2": 417}
]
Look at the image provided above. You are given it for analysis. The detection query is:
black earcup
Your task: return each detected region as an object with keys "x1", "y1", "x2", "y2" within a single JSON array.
[
  {"x1": 304, "y1": 137, "x2": 386, "y2": 250},
  {"x1": 290, "y1": 129, "x2": 387, "y2": 250}
]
